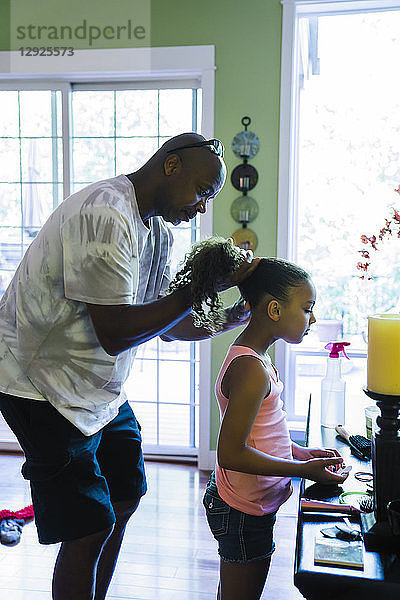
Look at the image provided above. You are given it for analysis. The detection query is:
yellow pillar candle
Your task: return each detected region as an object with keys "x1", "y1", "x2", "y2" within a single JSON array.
[{"x1": 367, "y1": 314, "x2": 400, "y2": 395}]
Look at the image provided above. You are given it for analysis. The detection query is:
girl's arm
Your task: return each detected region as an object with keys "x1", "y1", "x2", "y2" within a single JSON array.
[
  {"x1": 292, "y1": 441, "x2": 342, "y2": 462},
  {"x1": 217, "y1": 357, "x2": 346, "y2": 484}
]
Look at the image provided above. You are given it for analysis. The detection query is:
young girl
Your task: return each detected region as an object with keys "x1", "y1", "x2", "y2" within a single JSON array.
[{"x1": 168, "y1": 237, "x2": 347, "y2": 600}]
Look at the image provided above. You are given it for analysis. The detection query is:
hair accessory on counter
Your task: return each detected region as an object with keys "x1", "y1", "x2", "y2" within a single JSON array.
[
  {"x1": 354, "y1": 471, "x2": 373, "y2": 482},
  {"x1": 339, "y1": 491, "x2": 373, "y2": 513}
]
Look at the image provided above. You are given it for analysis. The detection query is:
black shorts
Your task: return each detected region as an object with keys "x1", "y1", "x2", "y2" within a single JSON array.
[{"x1": 0, "y1": 392, "x2": 147, "y2": 544}]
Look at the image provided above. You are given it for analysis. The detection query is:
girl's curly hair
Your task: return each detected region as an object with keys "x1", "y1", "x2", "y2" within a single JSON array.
[
  {"x1": 167, "y1": 236, "x2": 311, "y2": 334},
  {"x1": 167, "y1": 236, "x2": 246, "y2": 333}
]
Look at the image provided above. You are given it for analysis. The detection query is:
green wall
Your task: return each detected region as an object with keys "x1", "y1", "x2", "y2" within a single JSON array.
[
  {"x1": 1, "y1": 0, "x2": 283, "y2": 450},
  {"x1": 150, "y1": 0, "x2": 283, "y2": 447}
]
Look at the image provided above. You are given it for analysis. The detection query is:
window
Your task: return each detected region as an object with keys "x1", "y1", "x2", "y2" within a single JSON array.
[
  {"x1": 0, "y1": 89, "x2": 63, "y2": 295},
  {"x1": 0, "y1": 79, "x2": 206, "y2": 457},
  {"x1": 278, "y1": 1, "x2": 400, "y2": 426}
]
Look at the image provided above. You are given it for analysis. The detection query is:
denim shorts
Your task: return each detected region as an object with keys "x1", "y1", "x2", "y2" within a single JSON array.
[
  {"x1": 203, "y1": 473, "x2": 276, "y2": 563},
  {"x1": 0, "y1": 392, "x2": 147, "y2": 544}
]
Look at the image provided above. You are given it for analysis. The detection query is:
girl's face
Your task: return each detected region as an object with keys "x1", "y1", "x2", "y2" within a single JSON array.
[{"x1": 277, "y1": 279, "x2": 316, "y2": 344}]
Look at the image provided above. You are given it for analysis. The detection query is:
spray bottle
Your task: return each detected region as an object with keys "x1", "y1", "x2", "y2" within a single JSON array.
[{"x1": 321, "y1": 341, "x2": 350, "y2": 428}]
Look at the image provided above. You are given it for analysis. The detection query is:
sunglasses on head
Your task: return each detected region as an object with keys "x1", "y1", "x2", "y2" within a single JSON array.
[{"x1": 166, "y1": 138, "x2": 224, "y2": 158}]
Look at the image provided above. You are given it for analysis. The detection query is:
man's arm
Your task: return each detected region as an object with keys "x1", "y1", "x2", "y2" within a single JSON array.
[{"x1": 86, "y1": 286, "x2": 192, "y2": 355}]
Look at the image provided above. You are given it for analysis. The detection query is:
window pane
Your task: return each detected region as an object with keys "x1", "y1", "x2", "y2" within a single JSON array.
[
  {"x1": 116, "y1": 137, "x2": 158, "y2": 174},
  {"x1": 21, "y1": 138, "x2": 54, "y2": 182},
  {"x1": 72, "y1": 138, "x2": 115, "y2": 182},
  {"x1": 0, "y1": 91, "x2": 19, "y2": 136},
  {"x1": 0, "y1": 268, "x2": 14, "y2": 296},
  {"x1": 56, "y1": 91, "x2": 63, "y2": 137},
  {"x1": 116, "y1": 90, "x2": 158, "y2": 136},
  {"x1": 0, "y1": 226, "x2": 24, "y2": 273},
  {"x1": 135, "y1": 336, "x2": 159, "y2": 360},
  {"x1": 19, "y1": 91, "x2": 53, "y2": 137},
  {"x1": 125, "y1": 359, "x2": 158, "y2": 403},
  {"x1": 21, "y1": 138, "x2": 63, "y2": 184},
  {"x1": 0, "y1": 140, "x2": 20, "y2": 182},
  {"x1": 130, "y1": 401, "x2": 158, "y2": 445},
  {"x1": 159, "y1": 361, "x2": 190, "y2": 404},
  {"x1": 159, "y1": 338, "x2": 191, "y2": 361},
  {"x1": 159, "y1": 89, "x2": 193, "y2": 136},
  {"x1": 169, "y1": 226, "x2": 192, "y2": 273},
  {"x1": 159, "y1": 404, "x2": 190, "y2": 446},
  {"x1": 0, "y1": 184, "x2": 21, "y2": 226},
  {"x1": 72, "y1": 182, "x2": 91, "y2": 194},
  {"x1": 21, "y1": 183, "x2": 55, "y2": 231},
  {"x1": 72, "y1": 91, "x2": 114, "y2": 137}
]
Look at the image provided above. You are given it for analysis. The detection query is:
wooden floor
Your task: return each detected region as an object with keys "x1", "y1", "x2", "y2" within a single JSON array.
[{"x1": 0, "y1": 454, "x2": 303, "y2": 599}]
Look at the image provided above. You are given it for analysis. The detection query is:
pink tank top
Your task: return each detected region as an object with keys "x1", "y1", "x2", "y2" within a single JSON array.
[{"x1": 215, "y1": 345, "x2": 293, "y2": 516}]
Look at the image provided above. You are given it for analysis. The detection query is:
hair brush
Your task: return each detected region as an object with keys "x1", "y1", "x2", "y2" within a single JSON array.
[{"x1": 335, "y1": 425, "x2": 371, "y2": 461}]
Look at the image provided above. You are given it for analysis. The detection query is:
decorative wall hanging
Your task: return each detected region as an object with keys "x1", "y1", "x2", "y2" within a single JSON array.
[{"x1": 230, "y1": 116, "x2": 259, "y2": 251}]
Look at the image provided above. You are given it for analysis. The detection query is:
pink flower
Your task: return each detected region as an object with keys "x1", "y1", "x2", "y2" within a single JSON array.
[
  {"x1": 357, "y1": 261, "x2": 370, "y2": 272},
  {"x1": 357, "y1": 185, "x2": 400, "y2": 277}
]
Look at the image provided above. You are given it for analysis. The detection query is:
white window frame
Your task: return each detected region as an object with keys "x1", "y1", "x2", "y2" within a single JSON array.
[
  {"x1": 0, "y1": 46, "x2": 215, "y2": 465},
  {"x1": 277, "y1": 1, "x2": 400, "y2": 432}
]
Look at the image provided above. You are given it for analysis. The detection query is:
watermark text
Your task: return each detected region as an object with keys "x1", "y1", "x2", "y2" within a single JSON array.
[{"x1": 15, "y1": 20, "x2": 146, "y2": 47}]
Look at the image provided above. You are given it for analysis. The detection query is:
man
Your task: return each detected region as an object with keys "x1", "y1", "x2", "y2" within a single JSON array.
[{"x1": 0, "y1": 133, "x2": 258, "y2": 600}]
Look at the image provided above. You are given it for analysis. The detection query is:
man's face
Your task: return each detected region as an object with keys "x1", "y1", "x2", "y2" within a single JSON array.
[{"x1": 161, "y1": 154, "x2": 226, "y2": 226}]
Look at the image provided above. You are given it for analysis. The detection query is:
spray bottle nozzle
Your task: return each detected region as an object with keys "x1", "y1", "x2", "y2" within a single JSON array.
[{"x1": 324, "y1": 341, "x2": 350, "y2": 359}]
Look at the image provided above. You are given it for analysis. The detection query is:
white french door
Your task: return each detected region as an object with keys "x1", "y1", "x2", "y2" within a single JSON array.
[
  {"x1": 0, "y1": 78, "x2": 208, "y2": 458},
  {"x1": 278, "y1": 1, "x2": 400, "y2": 427}
]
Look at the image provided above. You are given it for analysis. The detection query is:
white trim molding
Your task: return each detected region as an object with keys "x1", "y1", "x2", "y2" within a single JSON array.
[
  {"x1": 198, "y1": 338, "x2": 214, "y2": 471},
  {"x1": 281, "y1": 0, "x2": 400, "y2": 15},
  {"x1": 0, "y1": 45, "x2": 216, "y2": 79}
]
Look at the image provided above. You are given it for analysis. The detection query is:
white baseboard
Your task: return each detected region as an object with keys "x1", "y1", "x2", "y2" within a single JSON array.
[{"x1": 198, "y1": 449, "x2": 216, "y2": 471}]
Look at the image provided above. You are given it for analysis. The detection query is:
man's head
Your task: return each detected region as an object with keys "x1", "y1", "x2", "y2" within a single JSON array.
[{"x1": 134, "y1": 133, "x2": 226, "y2": 225}]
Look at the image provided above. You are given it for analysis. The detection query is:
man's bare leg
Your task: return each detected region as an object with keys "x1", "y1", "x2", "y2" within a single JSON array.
[
  {"x1": 94, "y1": 499, "x2": 140, "y2": 600},
  {"x1": 52, "y1": 526, "x2": 113, "y2": 600}
]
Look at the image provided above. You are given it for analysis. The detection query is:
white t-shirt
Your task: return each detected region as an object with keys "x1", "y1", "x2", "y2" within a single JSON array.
[{"x1": 0, "y1": 175, "x2": 173, "y2": 435}]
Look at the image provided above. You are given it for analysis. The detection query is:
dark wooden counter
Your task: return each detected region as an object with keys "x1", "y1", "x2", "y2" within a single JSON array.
[{"x1": 294, "y1": 396, "x2": 400, "y2": 600}]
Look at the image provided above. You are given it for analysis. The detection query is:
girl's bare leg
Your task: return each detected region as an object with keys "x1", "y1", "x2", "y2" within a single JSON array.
[{"x1": 218, "y1": 556, "x2": 271, "y2": 600}]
